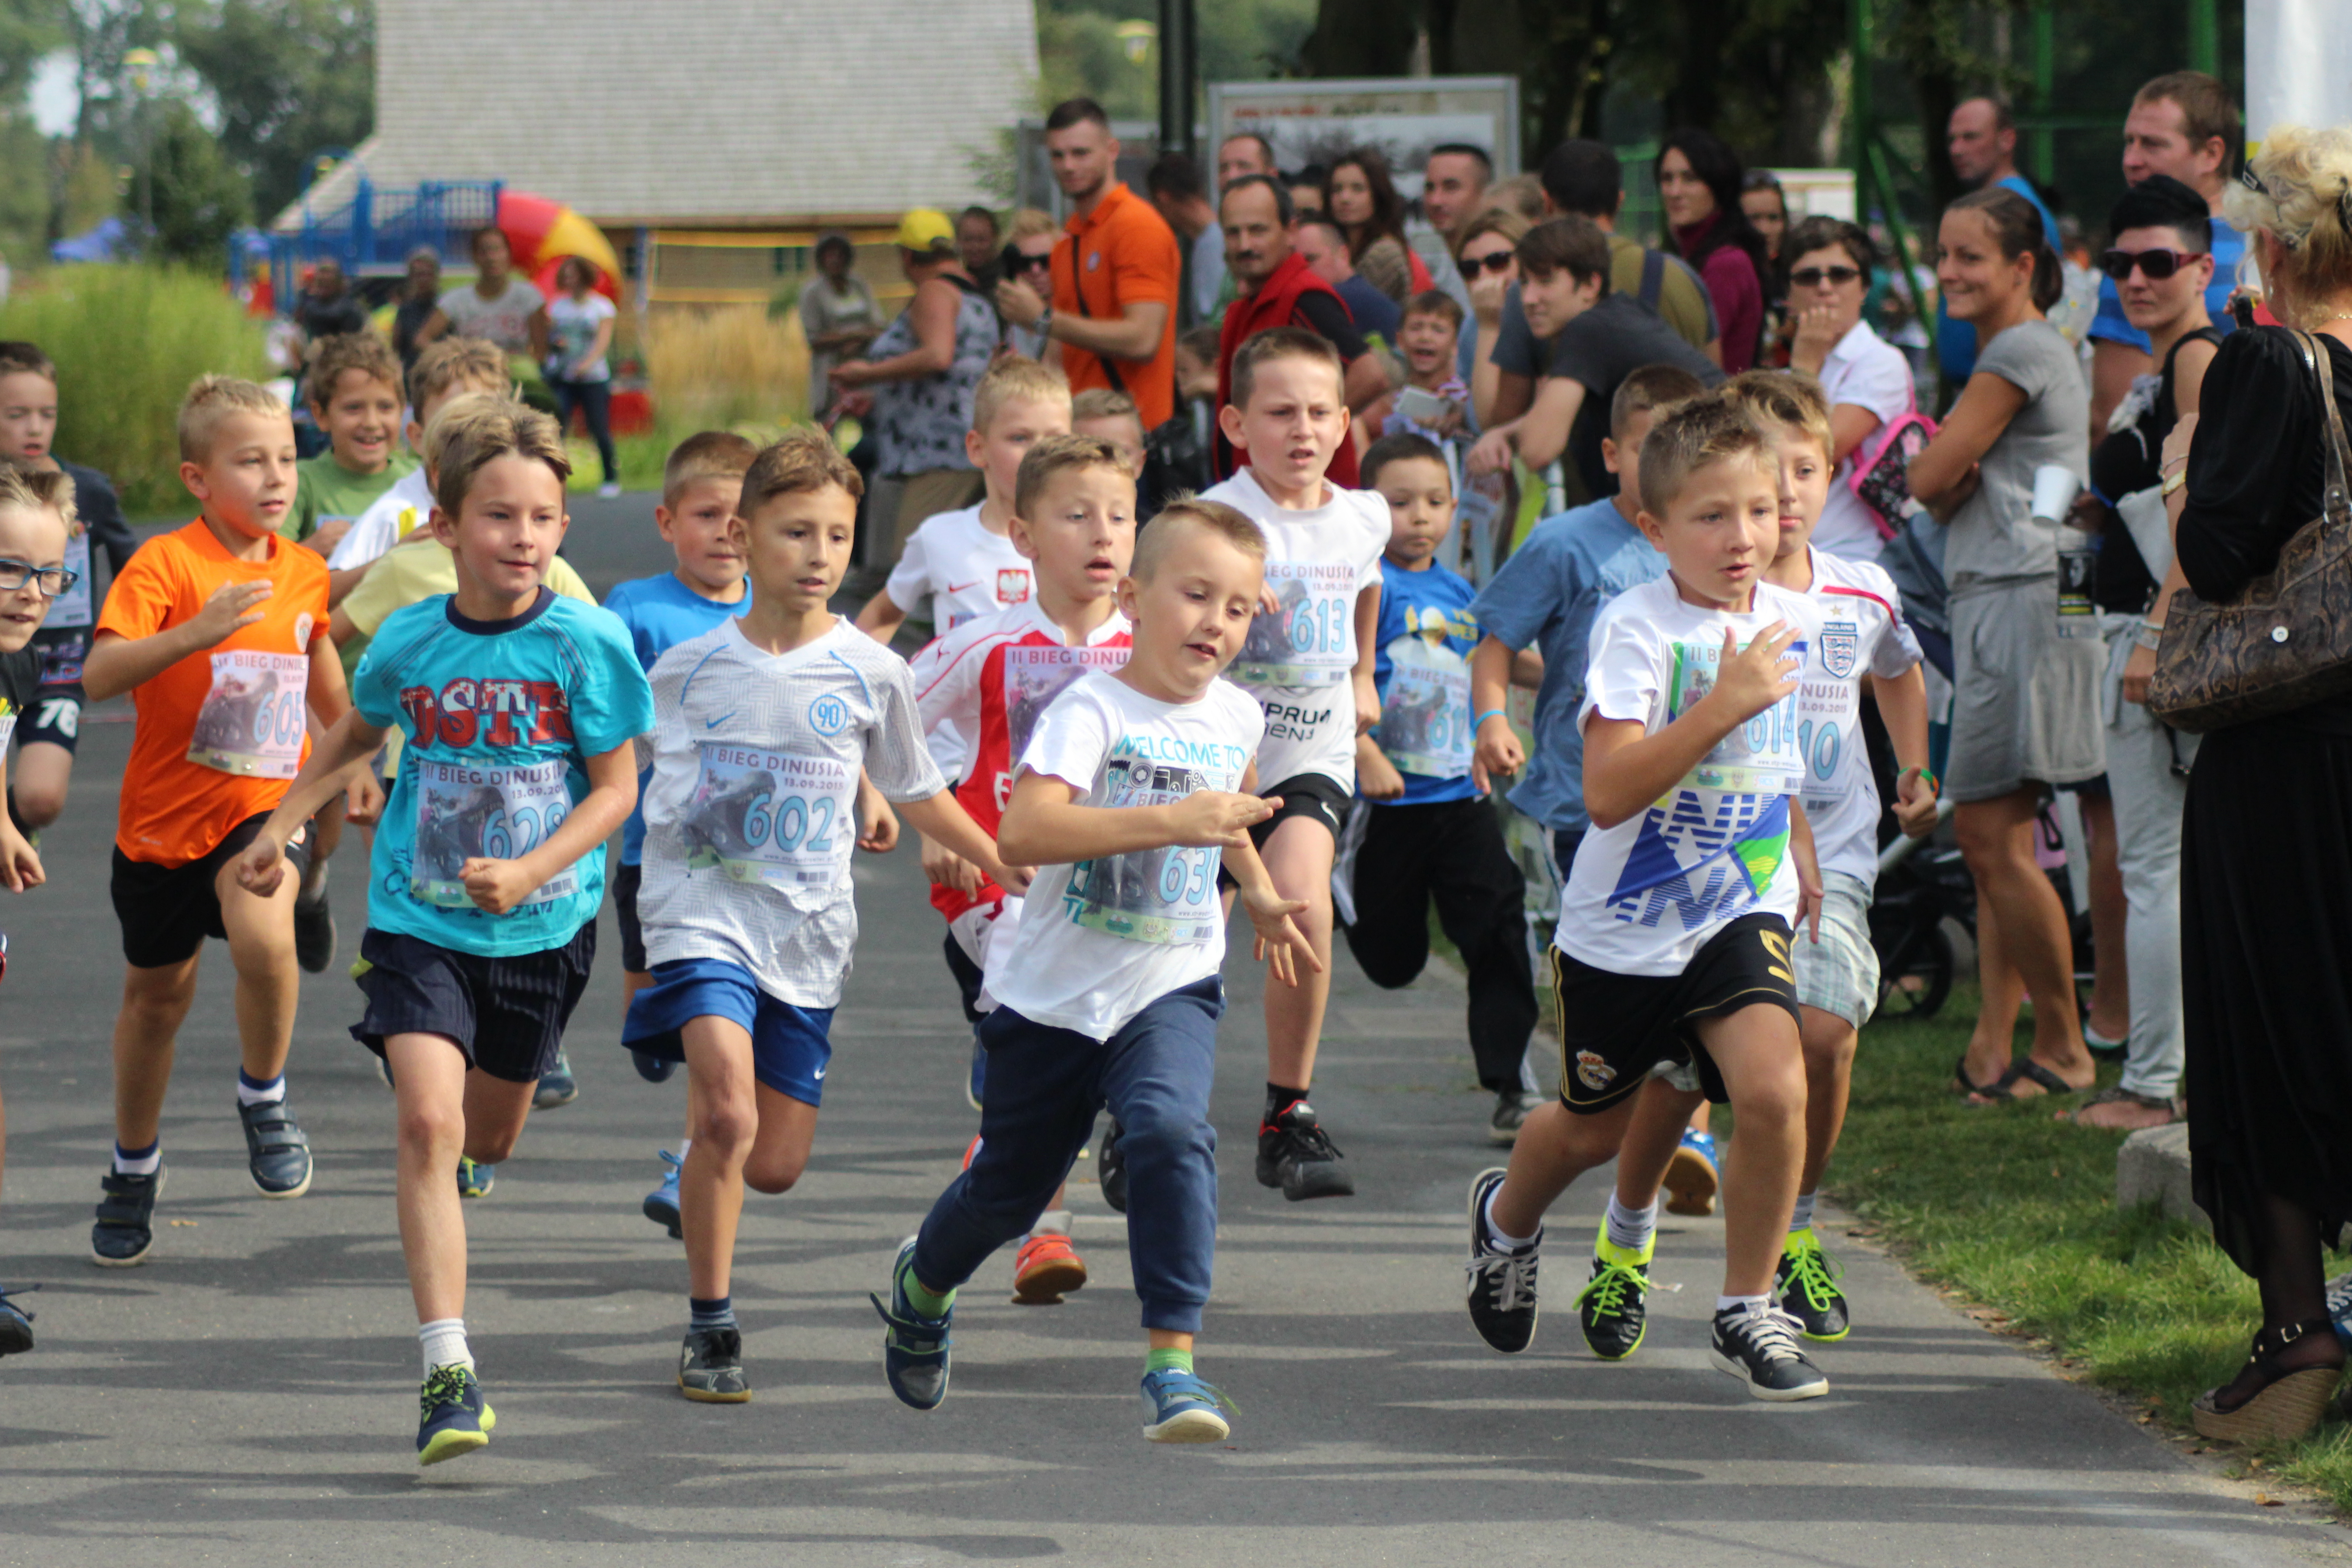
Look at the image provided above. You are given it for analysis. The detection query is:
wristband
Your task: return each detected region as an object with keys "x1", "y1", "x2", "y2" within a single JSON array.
[
  {"x1": 1909, "y1": 766, "x2": 1940, "y2": 799},
  {"x1": 2161, "y1": 468, "x2": 2187, "y2": 497},
  {"x1": 1473, "y1": 708, "x2": 1507, "y2": 729},
  {"x1": 2134, "y1": 620, "x2": 2166, "y2": 651}
]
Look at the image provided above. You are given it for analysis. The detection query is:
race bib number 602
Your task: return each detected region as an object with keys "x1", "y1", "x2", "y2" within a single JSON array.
[{"x1": 682, "y1": 743, "x2": 858, "y2": 886}]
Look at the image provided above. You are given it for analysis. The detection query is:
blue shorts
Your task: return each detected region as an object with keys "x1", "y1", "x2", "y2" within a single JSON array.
[{"x1": 621, "y1": 957, "x2": 834, "y2": 1106}]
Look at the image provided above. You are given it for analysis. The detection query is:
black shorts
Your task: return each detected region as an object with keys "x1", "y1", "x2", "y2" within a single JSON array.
[
  {"x1": 111, "y1": 813, "x2": 313, "y2": 970},
  {"x1": 24, "y1": 685, "x2": 81, "y2": 753},
  {"x1": 350, "y1": 924, "x2": 596, "y2": 1084},
  {"x1": 1216, "y1": 773, "x2": 1352, "y2": 890},
  {"x1": 612, "y1": 860, "x2": 647, "y2": 973},
  {"x1": 1549, "y1": 913, "x2": 1801, "y2": 1115}
]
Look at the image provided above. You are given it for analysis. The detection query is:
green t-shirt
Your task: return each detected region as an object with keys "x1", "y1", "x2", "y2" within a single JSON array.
[{"x1": 284, "y1": 451, "x2": 418, "y2": 544}]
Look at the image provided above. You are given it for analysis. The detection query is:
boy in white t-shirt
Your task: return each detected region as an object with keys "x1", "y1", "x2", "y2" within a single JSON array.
[
  {"x1": 1587, "y1": 372, "x2": 1937, "y2": 1358},
  {"x1": 1462, "y1": 393, "x2": 1836, "y2": 1403},
  {"x1": 1198, "y1": 326, "x2": 1385, "y2": 1203},
  {"x1": 625, "y1": 432, "x2": 1010, "y2": 1404},
  {"x1": 874, "y1": 500, "x2": 1319, "y2": 1445}
]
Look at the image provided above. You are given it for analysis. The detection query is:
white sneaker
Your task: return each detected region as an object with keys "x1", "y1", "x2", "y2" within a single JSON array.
[{"x1": 597, "y1": 481, "x2": 622, "y2": 498}]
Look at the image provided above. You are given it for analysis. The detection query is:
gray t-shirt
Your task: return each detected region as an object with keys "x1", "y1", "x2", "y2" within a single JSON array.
[
  {"x1": 1945, "y1": 319, "x2": 2089, "y2": 586},
  {"x1": 437, "y1": 278, "x2": 545, "y2": 354}
]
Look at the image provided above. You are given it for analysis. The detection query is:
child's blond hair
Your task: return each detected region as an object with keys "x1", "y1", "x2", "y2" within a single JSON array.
[
  {"x1": 431, "y1": 397, "x2": 570, "y2": 519},
  {"x1": 662, "y1": 430, "x2": 760, "y2": 508},
  {"x1": 0, "y1": 457, "x2": 78, "y2": 534},
  {"x1": 407, "y1": 336, "x2": 511, "y2": 411},
  {"x1": 1132, "y1": 497, "x2": 1265, "y2": 580},
  {"x1": 1720, "y1": 369, "x2": 1834, "y2": 462},
  {"x1": 1072, "y1": 387, "x2": 1141, "y2": 427},
  {"x1": 304, "y1": 331, "x2": 404, "y2": 409},
  {"x1": 971, "y1": 356, "x2": 1070, "y2": 436},
  {"x1": 1013, "y1": 432, "x2": 1132, "y2": 519},
  {"x1": 1636, "y1": 392, "x2": 1775, "y2": 518},
  {"x1": 178, "y1": 375, "x2": 290, "y2": 464}
]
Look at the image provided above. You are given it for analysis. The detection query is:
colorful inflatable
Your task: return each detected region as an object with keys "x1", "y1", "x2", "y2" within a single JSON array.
[{"x1": 498, "y1": 191, "x2": 623, "y2": 300}]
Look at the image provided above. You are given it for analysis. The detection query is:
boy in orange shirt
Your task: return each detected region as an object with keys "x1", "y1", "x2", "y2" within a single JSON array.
[{"x1": 83, "y1": 376, "x2": 375, "y2": 1267}]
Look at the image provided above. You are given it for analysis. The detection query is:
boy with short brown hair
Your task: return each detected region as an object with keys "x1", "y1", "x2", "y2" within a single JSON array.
[{"x1": 287, "y1": 332, "x2": 415, "y2": 558}]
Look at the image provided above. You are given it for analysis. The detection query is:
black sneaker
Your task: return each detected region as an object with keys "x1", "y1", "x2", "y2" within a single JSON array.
[
  {"x1": 239, "y1": 1097, "x2": 314, "y2": 1198},
  {"x1": 293, "y1": 883, "x2": 336, "y2": 973},
  {"x1": 0, "y1": 1281, "x2": 37, "y2": 1355},
  {"x1": 1710, "y1": 1301, "x2": 1829, "y2": 1401},
  {"x1": 1573, "y1": 1238, "x2": 1653, "y2": 1360},
  {"x1": 678, "y1": 1325, "x2": 750, "y2": 1403},
  {"x1": 1776, "y1": 1228, "x2": 1851, "y2": 1342},
  {"x1": 1256, "y1": 1099, "x2": 1354, "y2": 1201},
  {"x1": 92, "y1": 1167, "x2": 165, "y2": 1267},
  {"x1": 1463, "y1": 1167, "x2": 1540, "y2": 1353},
  {"x1": 1097, "y1": 1118, "x2": 1128, "y2": 1215},
  {"x1": 1488, "y1": 1088, "x2": 1543, "y2": 1145}
]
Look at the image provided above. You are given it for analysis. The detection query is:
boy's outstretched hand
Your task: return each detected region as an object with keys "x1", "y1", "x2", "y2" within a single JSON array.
[
  {"x1": 191, "y1": 580, "x2": 273, "y2": 647},
  {"x1": 1710, "y1": 622, "x2": 1802, "y2": 722},
  {"x1": 1239, "y1": 882, "x2": 1324, "y2": 989},
  {"x1": 1168, "y1": 790, "x2": 1274, "y2": 848}
]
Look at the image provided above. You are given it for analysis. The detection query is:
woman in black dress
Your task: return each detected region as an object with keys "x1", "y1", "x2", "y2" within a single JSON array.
[{"x1": 2172, "y1": 125, "x2": 2352, "y2": 1443}]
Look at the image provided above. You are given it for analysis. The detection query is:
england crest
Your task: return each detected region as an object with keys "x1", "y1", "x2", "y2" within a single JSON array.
[{"x1": 1820, "y1": 620, "x2": 1858, "y2": 679}]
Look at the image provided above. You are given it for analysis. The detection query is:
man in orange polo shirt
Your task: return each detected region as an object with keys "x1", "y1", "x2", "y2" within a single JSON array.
[{"x1": 995, "y1": 98, "x2": 1180, "y2": 432}]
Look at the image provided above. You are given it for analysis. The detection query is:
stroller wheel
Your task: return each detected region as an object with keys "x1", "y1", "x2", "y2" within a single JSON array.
[{"x1": 1877, "y1": 920, "x2": 1955, "y2": 1019}]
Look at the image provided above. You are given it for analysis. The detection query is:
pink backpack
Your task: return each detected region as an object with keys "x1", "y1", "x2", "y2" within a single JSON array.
[{"x1": 1848, "y1": 407, "x2": 1940, "y2": 540}]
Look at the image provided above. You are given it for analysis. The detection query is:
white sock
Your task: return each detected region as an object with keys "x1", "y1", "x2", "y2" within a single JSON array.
[
  {"x1": 1789, "y1": 1191, "x2": 1817, "y2": 1234},
  {"x1": 1715, "y1": 1292, "x2": 1771, "y2": 1316},
  {"x1": 236, "y1": 1072, "x2": 286, "y2": 1108},
  {"x1": 678, "y1": 1137, "x2": 693, "y2": 1162},
  {"x1": 1481, "y1": 1186, "x2": 1540, "y2": 1251},
  {"x1": 1028, "y1": 1209, "x2": 1073, "y2": 1239},
  {"x1": 112, "y1": 1140, "x2": 161, "y2": 1177},
  {"x1": 299, "y1": 856, "x2": 329, "y2": 899},
  {"x1": 419, "y1": 1317, "x2": 472, "y2": 1373},
  {"x1": 1604, "y1": 1194, "x2": 1658, "y2": 1253}
]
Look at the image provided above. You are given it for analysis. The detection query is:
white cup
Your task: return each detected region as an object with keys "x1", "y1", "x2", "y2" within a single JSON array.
[{"x1": 2032, "y1": 464, "x2": 2081, "y2": 525}]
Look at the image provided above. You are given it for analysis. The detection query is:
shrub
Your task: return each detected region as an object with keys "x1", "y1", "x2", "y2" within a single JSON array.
[{"x1": 0, "y1": 265, "x2": 271, "y2": 516}]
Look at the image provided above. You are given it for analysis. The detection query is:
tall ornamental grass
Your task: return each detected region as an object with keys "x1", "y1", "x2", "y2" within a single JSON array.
[
  {"x1": 642, "y1": 305, "x2": 809, "y2": 431},
  {"x1": 0, "y1": 266, "x2": 272, "y2": 517}
]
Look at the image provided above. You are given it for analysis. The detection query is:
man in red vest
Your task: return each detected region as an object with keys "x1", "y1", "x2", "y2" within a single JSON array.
[{"x1": 1214, "y1": 175, "x2": 1387, "y2": 485}]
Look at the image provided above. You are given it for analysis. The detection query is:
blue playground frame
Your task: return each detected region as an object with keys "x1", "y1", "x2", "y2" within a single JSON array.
[{"x1": 246, "y1": 175, "x2": 503, "y2": 317}]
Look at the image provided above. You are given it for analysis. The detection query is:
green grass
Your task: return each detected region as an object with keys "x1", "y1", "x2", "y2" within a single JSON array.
[{"x1": 1832, "y1": 986, "x2": 2352, "y2": 1508}]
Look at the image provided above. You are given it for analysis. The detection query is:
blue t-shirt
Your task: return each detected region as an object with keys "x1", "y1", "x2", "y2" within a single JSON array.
[
  {"x1": 1367, "y1": 560, "x2": 1480, "y2": 806},
  {"x1": 1937, "y1": 175, "x2": 2062, "y2": 383},
  {"x1": 1467, "y1": 498, "x2": 1667, "y2": 831},
  {"x1": 2089, "y1": 213, "x2": 2243, "y2": 353},
  {"x1": 352, "y1": 589, "x2": 656, "y2": 957},
  {"x1": 603, "y1": 570, "x2": 750, "y2": 863},
  {"x1": 1338, "y1": 275, "x2": 1401, "y2": 346}
]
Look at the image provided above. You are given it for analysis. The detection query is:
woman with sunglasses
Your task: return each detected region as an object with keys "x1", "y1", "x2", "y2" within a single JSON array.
[
  {"x1": 2061, "y1": 175, "x2": 2218, "y2": 1135},
  {"x1": 996, "y1": 209, "x2": 1059, "y2": 360},
  {"x1": 1784, "y1": 216, "x2": 1916, "y2": 563},
  {"x1": 1455, "y1": 208, "x2": 1528, "y2": 438}
]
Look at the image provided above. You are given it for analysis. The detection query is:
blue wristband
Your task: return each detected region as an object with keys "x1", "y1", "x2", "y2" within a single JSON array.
[{"x1": 1473, "y1": 708, "x2": 1507, "y2": 729}]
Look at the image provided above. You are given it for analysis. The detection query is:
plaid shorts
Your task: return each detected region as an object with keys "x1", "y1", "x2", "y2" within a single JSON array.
[{"x1": 1793, "y1": 871, "x2": 1880, "y2": 1028}]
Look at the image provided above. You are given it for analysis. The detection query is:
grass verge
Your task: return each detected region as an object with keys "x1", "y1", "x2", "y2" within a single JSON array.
[{"x1": 1833, "y1": 985, "x2": 2352, "y2": 1510}]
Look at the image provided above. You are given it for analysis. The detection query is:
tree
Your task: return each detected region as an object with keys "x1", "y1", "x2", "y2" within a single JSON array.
[
  {"x1": 172, "y1": 0, "x2": 372, "y2": 221},
  {"x1": 148, "y1": 98, "x2": 250, "y2": 266}
]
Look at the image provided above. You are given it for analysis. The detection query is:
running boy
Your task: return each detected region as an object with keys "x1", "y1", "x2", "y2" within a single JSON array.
[
  {"x1": 909, "y1": 432, "x2": 1137, "y2": 1293},
  {"x1": 1201, "y1": 325, "x2": 1385, "y2": 1200},
  {"x1": 1461, "y1": 393, "x2": 1833, "y2": 1402},
  {"x1": 1071, "y1": 389, "x2": 1147, "y2": 479},
  {"x1": 84, "y1": 377, "x2": 357, "y2": 1266},
  {"x1": 235, "y1": 397, "x2": 651, "y2": 1464},
  {"x1": 626, "y1": 431, "x2": 1009, "y2": 1403},
  {"x1": 0, "y1": 340, "x2": 137, "y2": 836},
  {"x1": 0, "y1": 461, "x2": 78, "y2": 1355},
  {"x1": 602, "y1": 430, "x2": 755, "y2": 1231},
  {"x1": 286, "y1": 332, "x2": 416, "y2": 560},
  {"x1": 325, "y1": 336, "x2": 510, "y2": 604},
  {"x1": 1589, "y1": 371, "x2": 1936, "y2": 1354},
  {"x1": 1335, "y1": 433, "x2": 1539, "y2": 1145},
  {"x1": 874, "y1": 498, "x2": 1319, "y2": 1444}
]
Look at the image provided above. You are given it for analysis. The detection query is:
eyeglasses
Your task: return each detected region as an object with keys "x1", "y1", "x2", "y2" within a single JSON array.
[
  {"x1": 0, "y1": 559, "x2": 78, "y2": 598},
  {"x1": 1463, "y1": 250, "x2": 1515, "y2": 275},
  {"x1": 1789, "y1": 265, "x2": 1863, "y2": 289},
  {"x1": 1011, "y1": 253, "x2": 1052, "y2": 273},
  {"x1": 2102, "y1": 246, "x2": 2199, "y2": 281}
]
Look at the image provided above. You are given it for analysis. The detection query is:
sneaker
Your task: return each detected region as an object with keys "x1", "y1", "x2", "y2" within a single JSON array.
[
  {"x1": 91, "y1": 1167, "x2": 165, "y2": 1267},
  {"x1": 631, "y1": 1049, "x2": 678, "y2": 1084},
  {"x1": 1256, "y1": 1099, "x2": 1354, "y2": 1201},
  {"x1": 456, "y1": 1157, "x2": 495, "y2": 1199},
  {"x1": 416, "y1": 1364, "x2": 495, "y2": 1464},
  {"x1": 871, "y1": 1238, "x2": 953, "y2": 1411},
  {"x1": 533, "y1": 1051, "x2": 579, "y2": 1110},
  {"x1": 1709, "y1": 1301, "x2": 1829, "y2": 1401},
  {"x1": 965, "y1": 1036, "x2": 985, "y2": 1111},
  {"x1": 678, "y1": 1325, "x2": 750, "y2": 1403},
  {"x1": 1140, "y1": 1367, "x2": 1233, "y2": 1443},
  {"x1": 597, "y1": 481, "x2": 623, "y2": 499},
  {"x1": 292, "y1": 884, "x2": 336, "y2": 973},
  {"x1": 1573, "y1": 1237, "x2": 1653, "y2": 1361},
  {"x1": 238, "y1": 1097, "x2": 313, "y2": 1198},
  {"x1": 1777, "y1": 1228, "x2": 1851, "y2": 1342},
  {"x1": 643, "y1": 1149, "x2": 684, "y2": 1238},
  {"x1": 1488, "y1": 1088, "x2": 1543, "y2": 1146},
  {"x1": 0, "y1": 1282, "x2": 37, "y2": 1355},
  {"x1": 1463, "y1": 1167, "x2": 1540, "y2": 1353},
  {"x1": 1663, "y1": 1129, "x2": 1720, "y2": 1217},
  {"x1": 1097, "y1": 1118, "x2": 1128, "y2": 1214},
  {"x1": 1012, "y1": 1232, "x2": 1088, "y2": 1303}
]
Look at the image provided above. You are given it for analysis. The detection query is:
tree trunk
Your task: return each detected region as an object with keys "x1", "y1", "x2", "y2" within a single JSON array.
[{"x1": 1297, "y1": 0, "x2": 1423, "y2": 79}]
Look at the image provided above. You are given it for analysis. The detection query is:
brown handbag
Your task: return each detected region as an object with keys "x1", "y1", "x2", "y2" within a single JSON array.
[{"x1": 2147, "y1": 328, "x2": 2352, "y2": 732}]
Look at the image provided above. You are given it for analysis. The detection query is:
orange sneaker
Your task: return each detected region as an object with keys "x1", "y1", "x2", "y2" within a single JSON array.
[{"x1": 1013, "y1": 1232, "x2": 1088, "y2": 1304}]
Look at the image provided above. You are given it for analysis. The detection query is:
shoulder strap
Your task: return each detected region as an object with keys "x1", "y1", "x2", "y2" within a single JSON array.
[
  {"x1": 1061, "y1": 235, "x2": 1129, "y2": 398},
  {"x1": 2293, "y1": 329, "x2": 2352, "y2": 527},
  {"x1": 1638, "y1": 247, "x2": 1665, "y2": 312}
]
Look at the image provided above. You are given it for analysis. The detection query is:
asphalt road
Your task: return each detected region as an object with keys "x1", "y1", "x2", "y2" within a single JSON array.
[{"x1": 0, "y1": 496, "x2": 2343, "y2": 1566}]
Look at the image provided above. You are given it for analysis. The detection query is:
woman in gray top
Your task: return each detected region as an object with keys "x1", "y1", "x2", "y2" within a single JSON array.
[{"x1": 1909, "y1": 186, "x2": 2098, "y2": 1105}]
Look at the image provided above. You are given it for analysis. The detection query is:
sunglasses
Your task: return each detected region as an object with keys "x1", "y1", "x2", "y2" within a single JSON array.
[
  {"x1": 1789, "y1": 265, "x2": 1862, "y2": 289},
  {"x1": 1010, "y1": 253, "x2": 1052, "y2": 273},
  {"x1": 1462, "y1": 250, "x2": 1515, "y2": 275},
  {"x1": 2102, "y1": 246, "x2": 2200, "y2": 281}
]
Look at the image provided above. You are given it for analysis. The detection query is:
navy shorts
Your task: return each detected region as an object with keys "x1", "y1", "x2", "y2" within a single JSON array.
[
  {"x1": 111, "y1": 812, "x2": 312, "y2": 970},
  {"x1": 622, "y1": 957, "x2": 834, "y2": 1106},
  {"x1": 612, "y1": 860, "x2": 648, "y2": 973},
  {"x1": 351, "y1": 923, "x2": 596, "y2": 1084},
  {"x1": 1549, "y1": 913, "x2": 1801, "y2": 1114}
]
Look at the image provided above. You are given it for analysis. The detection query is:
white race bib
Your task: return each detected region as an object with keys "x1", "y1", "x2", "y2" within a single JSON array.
[
  {"x1": 1665, "y1": 635, "x2": 1806, "y2": 795},
  {"x1": 1380, "y1": 635, "x2": 1473, "y2": 777},
  {"x1": 681, "y1": 742, "x2": 858, "y2": 886},
  {"x1": 186, "y1": 650, "x2": 308, "y2": 778},
  {"x1": 1232, "y1": 562, "x2": 1357, "y2": 687},
  {"x1": 1060, "y1": 754, "x2": 1223, "y2": 945},
  {"x1": 410, "y1": 757, "x2": 575, "y2": 908},
  {"x1": 1002, "y1": 643, "x2": 1129, "y2": 766},
  {"x1": 47, "y1": 527, "x2": 92, "y2": 630}
]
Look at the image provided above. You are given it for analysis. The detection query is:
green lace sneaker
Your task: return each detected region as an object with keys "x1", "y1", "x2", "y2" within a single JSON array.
[
  {"x1": 416, "y1": 1364, "x2": 494, "y2": 1465},
  {"x1": 1572, "y1": 1236, "x2": 1653, "y2": 1361},
  {"x1": 1776, "y1": 1227, "x2": 1850, "y2": 1342},
  {"x1": 456, "y1": 1157, "x2": 495, "y2": 1200}
]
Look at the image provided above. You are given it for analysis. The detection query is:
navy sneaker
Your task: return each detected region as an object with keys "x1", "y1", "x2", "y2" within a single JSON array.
[
  {"x1": 0, "y1": 1281, "x2": 37, "y2": 1355},
  {"x1": 1140, "y1": 1367, "x2": 1233, "y2": 1442},
  {"x1": 293, "y1": 883, "x2": 336, "y2": 973},
  {"x1": 533, "y1": 1051, "x2": 579, "y2": 1110},
  {"x1": 238, "y1": 1097, "x2": 313, "y2": 1198},
  {"x1": 631, "y1": 1049, "x2": 678, "y2": 1085},
  {"x1": 965, "y1": 1036, "x2": 985, "y2": 1112},
  {"x1": 1097, "y1": 1117, "x2": 1128, "y2": 1214},
  {"x1": 1710, "y1": 1301, "x2": 1829, "y2": 1401},
  {"x1": 92, "y1": 1167, "x2": 165, "y2": 1267},
  {"x1": 456, "y1": 1157, "x2": 495, "y2": 1199},
  {"x1": 416, "y1": 1364, "x2": 495, "y2": 1465},
  {"x1": 1464, "y1": 1166, "x2": 1540, "y2": 1353},
  {"x1": 679, "y1": 1326, "x2": 750, "y2": 1403},
  {"x1": 643, "y1": 1149, "x2": 684, "y2": 1239},
  {"x1": 870, "y1": 1237, "x2": 953, "y2": 1411}
]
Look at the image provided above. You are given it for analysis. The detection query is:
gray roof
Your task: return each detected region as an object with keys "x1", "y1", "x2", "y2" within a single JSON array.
[{"x1": 274, "y1": 0, "x2": 1039, "y2": 232}]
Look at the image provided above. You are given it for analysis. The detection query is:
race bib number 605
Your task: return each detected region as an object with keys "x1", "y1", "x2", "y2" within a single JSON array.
[{"x1": 187, "y1": 650, "x2": 309, "y2": 779}]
